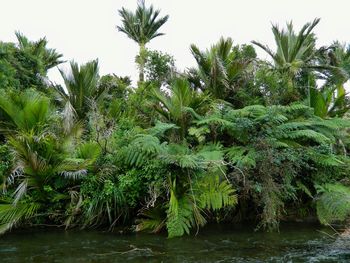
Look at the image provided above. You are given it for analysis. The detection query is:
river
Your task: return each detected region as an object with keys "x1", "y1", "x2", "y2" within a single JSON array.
[{"x1": 0, "y1": 223, "x2": 349, "y2": 262}]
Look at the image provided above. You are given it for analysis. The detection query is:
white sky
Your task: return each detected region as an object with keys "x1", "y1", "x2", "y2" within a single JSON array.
[{"x1": 1, "y1": 0, "x2": 350, "y2": 86}]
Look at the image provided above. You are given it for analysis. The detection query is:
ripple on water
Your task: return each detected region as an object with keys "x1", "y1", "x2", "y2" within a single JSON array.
[{"x1": 0, "y1": 247, "x2": 17, "y2": 253}]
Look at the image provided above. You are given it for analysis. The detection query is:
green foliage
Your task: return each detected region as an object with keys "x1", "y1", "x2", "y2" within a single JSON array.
[
  {"x1": 117, "y1": 0, "x2": 169, "y2": 82},
  {"x1": 189, "y1": 38, "x2": 259, "y2": 106},
  {"x1": 316, "y1": 184, "x2": 350, "y2": 224},
  {"x1": 124, "y1": 134, "x2": 164, "y2": 167},
  {"x1": 0, "y1": 144, "x2": 12, "y2": 192},
  {"x1": 0, "y1": 32, "x2": 63, "y2": 91},
  {"x1": 0, "y1": 90, "x2": 91, "y2": 232},
  {"x1": 166, "y1": 191, "x2": 195, "y2": 238},
  {"x1": 144, "y1": 49, "x2": 175, "y2": 84},
  {"x1": 0, "y1": 89, "x2": 52, "y2": 133},
  {"x1": 117, "y1": 0, "x2": 169, "y2": 47},
  {"x1": 150, "y1": 78, "x2": 211, "y2": 139},
  {"x1": 164, "y1": 173, "x2": 237, "y2": 238},
  {"x1": 252, "y1": 19, "x2": 328, "y2": 103},
  {"x1": 76, "y1": 142, "x2": 101, "y2": 164},
  {"x1": 226, "y1": 146, "x2": 256, "y2": 169},
  {"x1": 124, "y1": 127, "x2": 237, "y2": 237},
  {"x1": 98, "y1": 74, "x2": 131, "y2": 100},
  {"x1": 252, "y1": 19, "x2": 319, "y2": 73},
  {"x1": 80, "y1": 177, "x2": 126, "y2": 228},
  {"x1": 309, "y1": 85, "x2": 350, "y2": 118},
  {"x1": 195, "y1": 174, "x2": 237, "y2": 211},
  {"x1": 1, "y1": 10, "x2": 350, "y2": 238},
  {"x1": 193, "y1": 102, "x2": 349, "y2": 229},
  {"x1": 0, "y1": 202, "x2": 40, "y2": 234},
  {"x1": 57, "y1": 59, "x2": 102, "y2": 123}
]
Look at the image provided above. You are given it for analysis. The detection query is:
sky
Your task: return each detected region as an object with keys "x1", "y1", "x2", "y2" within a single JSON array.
[{"x1": 1, "y1": 0, "x2": 350, "y2": 86}]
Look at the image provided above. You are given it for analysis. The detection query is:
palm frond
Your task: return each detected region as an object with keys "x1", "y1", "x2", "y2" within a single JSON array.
[{"x1": 0, "y1": 202, "x2": 40, "y2": 234}]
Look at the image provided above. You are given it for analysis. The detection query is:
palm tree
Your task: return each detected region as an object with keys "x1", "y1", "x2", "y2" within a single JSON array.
[
  {"x1": 15, "y1": 31, "x2": 64, "y2": 72},
  {"x1": 252, "y1": 19, "x2": 321, "y2": 101},
  {"x1": 310, "y1": 42, "x2": 350, "y2": 118},
  {"x1": 0, "y1": 90, "x2": 87, "y2": 234},
  {"x1": 318, "y1": 41, "x2": 350, "y2": 85},
  {"x1": 1, "y1": 32, "x2": 63, "y2": 92},
  {"x1": 252, "y1": 19, "x2": 320, "y2": 75},
  {"x1": 190, "y1": 38, "x2": 256, "y2": 104},
  {"x1": 150, "y1": 78, "x2": 210, "y2": 140},
  {"x1": 117, "y1": 0, "x2": 169, "y2": 82},
  {"x1": 309, "y1": 85, "x2": 349, "y2": 118},
  {"x1": 57, "y1": 60, "x2": 105, "y2": 125}
]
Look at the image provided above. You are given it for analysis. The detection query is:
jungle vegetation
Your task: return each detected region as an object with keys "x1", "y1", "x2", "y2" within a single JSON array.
[{"x1": 1, "y1": 1, "x2": 350, "y2": 238}]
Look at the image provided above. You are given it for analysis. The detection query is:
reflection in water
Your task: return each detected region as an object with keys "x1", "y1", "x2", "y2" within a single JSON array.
[{"x1": 0, "y1": 223, "x2": 349, "y2": 262}]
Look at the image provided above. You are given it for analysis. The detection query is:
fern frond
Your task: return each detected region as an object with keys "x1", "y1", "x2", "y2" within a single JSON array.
[
  {"x1": 283, "y1": 129, "x2": 331, "y2": 145},
  {"x1": 196, "y1": 143, "x2": 224, "y2": 164},
  {"x1": 195, "y1": 175, "x2": 237, "y2": 210},
  {"x1": 147, "y1": 121, "x2": 178, "y2": 136},
  {"x1": 316, "y1": 184, "x2": 350, "y2": 224},
  {"x1": 195, "y1": 115, "x2": 233, "y2": 128},
  {"x1": 166, "y1": 189, "x2": 194, "y2": 238},
  {"x1": 188, "y1": 126, "x2": 210, "y2": 143},
  {"x1": 227, "y1": 105, "x2": 267, "y2": 118},
  {"x1": 308, "y1": 151, "x2": 344, "y2": 167},
  {"x1": 124, "y1": 134, "x2": 164, "y2": 167},
  {"x1": 162, "y1": 143, "x2": 202, "y2": 169},
  {"x1": 76, "y1": 142, "x2": 101, "y2": 161},
  {"x1": 226, "y1": 146, "x2": 256, "y2": 169},
  {"x1": 278, "y1": 103, "x2": 311, "y2": 114}
]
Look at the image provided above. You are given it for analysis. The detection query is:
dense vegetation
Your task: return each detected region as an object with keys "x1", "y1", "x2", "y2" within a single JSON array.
[{"x1": 1, "y1": 1, "x2": 350, "y2": 238}]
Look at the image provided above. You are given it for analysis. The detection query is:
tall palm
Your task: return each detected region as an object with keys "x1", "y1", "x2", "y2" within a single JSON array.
[
  {"x1": 252, "y1": 19, "x2": 320, "y2": 75},
  {"x1": 252, "y1": 19, "x2": 321, "y2": 101},
  {"x1": 117, "y1": 0, "x2": 169, "y2": 82},
  {"x1": 190, "y1": 37, "x2": 255, "y2": 102},
  {"x1": 57, "y1": 60, "x2": 104, "y2": 124}
]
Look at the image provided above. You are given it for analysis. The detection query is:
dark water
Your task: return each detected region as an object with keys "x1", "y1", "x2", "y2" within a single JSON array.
[{"x1": 0, "y1": 223, "x2": 349, "y2": 262}]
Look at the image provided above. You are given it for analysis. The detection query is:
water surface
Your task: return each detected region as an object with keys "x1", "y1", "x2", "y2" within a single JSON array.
[{"x1": 0, "y1": 223, "x2": 349, "y2": 262}]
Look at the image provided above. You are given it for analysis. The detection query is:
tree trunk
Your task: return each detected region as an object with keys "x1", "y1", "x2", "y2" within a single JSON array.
[{"x1": 138, "y1": 43, "x2": 146, "y2": 83}]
